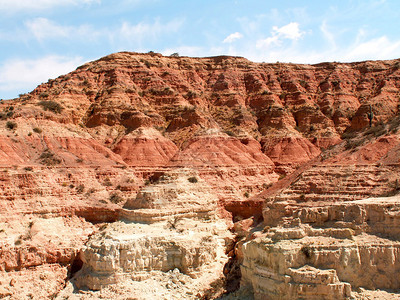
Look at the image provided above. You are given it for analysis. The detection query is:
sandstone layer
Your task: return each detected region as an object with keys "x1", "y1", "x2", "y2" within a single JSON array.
[
  {"x1": 239, "y1": 196, "x2": 400, "y2": 299},
  {"x1": 1, "y1": 52, "x2": 400, "y2": 299}
]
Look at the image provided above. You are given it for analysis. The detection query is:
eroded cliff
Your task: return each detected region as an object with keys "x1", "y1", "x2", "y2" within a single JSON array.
[{"x1": 1, "y1": 52, "x2": 400, "y2": 299}]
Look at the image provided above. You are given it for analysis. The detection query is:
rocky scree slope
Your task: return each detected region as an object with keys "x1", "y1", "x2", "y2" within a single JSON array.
[{"x1": 0, "y1": 52, "x2": 400, "y2": 298}]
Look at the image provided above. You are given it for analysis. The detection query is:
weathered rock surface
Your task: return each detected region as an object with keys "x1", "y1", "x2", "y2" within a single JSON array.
[
  {"x1": 1, "y1": 52, "x2": 400, "y2": 299},
  {"x1": 0, "y1": 264, "x2": 68, "y2": 299},
  {"x1": 65, "y1": 170, "x2": 233, "y2": 299},
  {"x1": 238, "y1": 196, "x2": 400, "y2": 299}
]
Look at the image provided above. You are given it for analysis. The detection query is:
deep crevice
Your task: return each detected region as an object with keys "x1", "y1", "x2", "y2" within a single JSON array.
[
  {"x1": 69, "y1": 254, "x2": 84, "y2": 279},
  {"x1": 223, "y1": 239, "x2": 242, "y2": 294},
  {"x1": 74, "y1": 207, "x2": 119, "y2": 224}
]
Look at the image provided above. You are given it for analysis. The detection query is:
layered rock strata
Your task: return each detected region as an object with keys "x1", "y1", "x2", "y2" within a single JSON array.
[
  {"x1": 1, "y1": 53, "x2": 400, "y2": 299},
  {"x1": 67, "y1": 170, "x2": 233, "y2": 299},
  {"x1": 239, "y1": 196, "x2": 400, "y2": 299}
]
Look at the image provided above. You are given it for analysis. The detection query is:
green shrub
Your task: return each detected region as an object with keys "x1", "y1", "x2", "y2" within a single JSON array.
[
  {"x1": 109, "y1": 192, "x2": 123, "y2": 204},
  {"x1": 39, "y1": 149, "x2": 61, "y2": 165},
  {"x1": 39, "y1": 92, "x2": 49, "y2": 99},
  {"x1": 33, "y1": 127, "x2": 42, "y2": 133},
  {"x1": 76, "y1": 184, "x2": 85, "y2": 193},
  {"x1": 143, "y1": 60, "x2": 151, "y2": 68},
  {"x1": 188, "y1": 176, "x2": 198, "y2": 183},
  {"x1": 365, "y1": 124, "x2": 387, "y2": 137},
  {"x1": 345, "y1": 139, "x2": 364, "y2": 150},
  {"x1": 299, "y1": 80, "x2": 308, "y2": 88},
  {"x1": 262, "y1": 183, "x2": 273, "y2": 189},
  {"x1": 341, "y1": 131, "x2": 357, "y2": 139},
  {"x1": 6, "y1": 121, "x2": 17, "y2": 130},
  {"x1": 85, "y1": 188, "x2": 96, "y2": 197},
  {"x1": 261, "y1": 90, "x2": 271, "y2": 95},
  {"x1": 186, "y1": 90, "x2": 197, "y2": 99},
  {"x1": 103, "y1": 177, "x2": 113, "y2": 186},
  {"x1": 37, "y1": 100, "x2": 63, "y2": 114},
  {"x1": 225, "y1": 130, "x2": 235, "y2": 137}
]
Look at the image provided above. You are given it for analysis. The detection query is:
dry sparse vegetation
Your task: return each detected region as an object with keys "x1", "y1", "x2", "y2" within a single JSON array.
[
  {"x1": 6, "y1": 121, "x2": 17, "y2": 130},
  {"x1": 39, "y1": 149, "x2": 61, "y2": 165},
  {"x1": 37, "y1": 100, "x2": 63, "y2": 114}
]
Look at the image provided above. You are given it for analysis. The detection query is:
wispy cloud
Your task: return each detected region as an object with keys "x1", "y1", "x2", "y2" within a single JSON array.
[
  {"x1": 0, "y1": 56, "x2": 83, "y2": 98},
  {"x1": 223, "y1": 32, "x2": 243, "y2": 43},
  {"x1": 21, "y1": 17, "x2": 183, "y2": 46},
  {"x1": 25, "y1": 18, "x2": 98, "y2": 42},
  {"x1": 26, "y1": 18, "x2": 70, "y2": 41},
  {"x1": 0, "y1": 0, "x2": 99, "y2": 12},
  {"x1": 344, "y1": 36, "x2": 400, "y2": 62},
  {"x1": 118, "y1": 18, "x2": 184, "y2": 42},
  {"x1": 247, "y1": 33, "x2": 400, "y2": 64},
  {"x1": 320, "y1": 21, "x2": 336, "y2": 49}
]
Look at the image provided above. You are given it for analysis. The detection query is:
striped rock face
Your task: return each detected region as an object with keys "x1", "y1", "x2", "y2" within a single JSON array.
[{"x1": 2, "y1": 52, "x2": 400, "y2": 299}]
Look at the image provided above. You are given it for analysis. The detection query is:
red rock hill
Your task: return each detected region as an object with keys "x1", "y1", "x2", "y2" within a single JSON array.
[{"x1": 1, "y1": 52, "x2": 400, "y2": 298}]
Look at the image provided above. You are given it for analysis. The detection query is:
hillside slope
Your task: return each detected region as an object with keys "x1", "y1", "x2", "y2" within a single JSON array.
[{"x1": 1, "y1": 52, "x2": 400, "y2": 299}]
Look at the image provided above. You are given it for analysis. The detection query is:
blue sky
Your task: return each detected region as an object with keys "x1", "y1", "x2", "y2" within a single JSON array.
[{"x1": 1, "y1": 0, "x2": 399, "y2": 99}]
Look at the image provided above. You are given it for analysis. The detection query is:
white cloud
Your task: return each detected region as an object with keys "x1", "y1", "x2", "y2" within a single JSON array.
[
  {"x1": 320, "y1": 21, "x2": 336, "y2": 49},
  {"x1": 21, "y1": 17, "x2": 182, "y2": 47},
  {"x1": 223, "y1": 32, "x2": 243, "y2": 43},
  {"x1": 0, "y1": 0, "x2": 99, "y2": 12},
  {"x1": 245, "y1": 32, "x2": 400, "y2": 64},
  {"x1": 26, "y1": 18, "x2": 70, "y2": 41},
  {"x1": 25, "y1": 18, "x2": 97, "y2": 42},
  {"x1": 0, "y1": 56, "x2": 83, "y2": 97},
  {"x1": 256, "y1": 22, "x2": 305, "y2": 49},
  {"x1": 344, "y1": 36, "x2": 400, "y2": 62},
  {"x1": 256, "y1": 36, "x2": 279, "y2": 48},
  {"x1": 272, "y1": 22, "x2": 303, "y2": 40}
]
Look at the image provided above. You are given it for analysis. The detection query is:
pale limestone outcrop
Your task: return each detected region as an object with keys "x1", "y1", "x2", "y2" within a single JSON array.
[
  {"x1": 0, "y1": 215, "x2": 95, "y2": 272},
  {"x1": 71, "y1": 170, "x2": 234, "y2": 298},
  {"x1": 122, "y1": 168, "x2": 219, "y2": 222},
  {"x1": 239, "y1": 196, "x2": 400, "y2": 299},
  {"x1": 75, "y1": 219, "x2": 231, "y2": 292},
  {"x1": 0, "y1": 264, "x2": 68, "y2": 299},
  {"x1": 263, "y1": 197, "x2": 400, "y2": 238}
]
